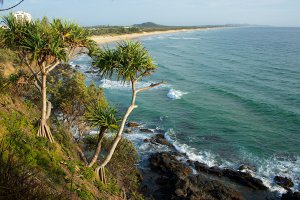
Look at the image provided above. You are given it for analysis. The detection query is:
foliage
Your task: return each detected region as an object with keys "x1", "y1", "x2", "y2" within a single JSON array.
[
  {"x1": 49, "y1": 64, "x2": 107, "y2": 131},
  {"x1": 0, "y1": 140, "x2": 63, "y2": 200},
  {"x1": 85, "y1": 103, "x2": 119, "y2": 131},
  {"x1": 102, "y1": 137, "x2": 143, "y2": 198},
  {"x1": 0, "y1": 14, "x2": 96, "y2": 142},
  {"x1": 0, "y1": 48, "x2": 18, "y2": 64},
  {"x1": 86, "y1": 26, "x2": 141, "y2": 36},
  {"x1": 92, "y1": 41, "x2": 157, "y2": 82},
  {"x1": 85, "y1": 25, "x2": 207, "y2": 36}
]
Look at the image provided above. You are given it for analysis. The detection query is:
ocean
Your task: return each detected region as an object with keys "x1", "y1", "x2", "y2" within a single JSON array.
[{"x1": 71, "y1": 27, "x2": 300, "y2": 194}]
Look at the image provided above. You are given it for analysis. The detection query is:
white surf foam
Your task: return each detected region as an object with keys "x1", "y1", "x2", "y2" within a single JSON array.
[
  {"x1": 100, "y1": 79, "x2": 169, "y2": 90},
  {"x1": 164, "y1": 129, "x2": 299, "y2": 194},
  {"x1": 168, "y1": 37, "x2": 200, "y2": 40},
  {"x1": 241, "y1": 152, "x2": 300, "y2": 194},
  {"x1": 167, "y1": 89, "x2": 188, "y2": 99},
  {"x1": 165, "y1": 129, "x2": 220, "y2": 166}
]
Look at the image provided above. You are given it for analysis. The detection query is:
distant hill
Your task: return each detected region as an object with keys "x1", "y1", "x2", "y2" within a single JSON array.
[{"x1": 133, "y1": 22, "x2": 165, "y2": 28}]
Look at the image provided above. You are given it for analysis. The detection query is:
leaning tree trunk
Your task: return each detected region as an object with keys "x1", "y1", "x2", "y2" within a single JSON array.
[
  {"x1": 95, "y1": 81, "x2": 138, "y2": 179},
  {"x1": 94, "y1": 79, "x2": 164, "y2": 181},
  {"x1": 88, "y1": 127, "x2": 107, "y2": 167},
  {"x1": 37, "y1": 66, "x2": 54, "y2": 143}
]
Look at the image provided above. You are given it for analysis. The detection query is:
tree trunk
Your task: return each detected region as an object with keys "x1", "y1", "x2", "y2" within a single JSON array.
[
  {"x1": 37, "y1": 66, "x2": 54, "y2": 143},
  {"x1": 88, "y1": 127, "x2": 107, "y2": 167},
  {"x1": 95, "y1": 81, "x2": 137, "y2": 177}
]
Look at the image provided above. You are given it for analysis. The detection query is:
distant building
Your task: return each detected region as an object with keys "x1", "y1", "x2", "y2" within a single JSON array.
[{"x1": 13, "y1": 11, "x2": 32, "y2": 22}]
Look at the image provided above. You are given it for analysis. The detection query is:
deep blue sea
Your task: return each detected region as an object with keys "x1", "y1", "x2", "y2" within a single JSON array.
[{"x1": 72, "y1": 27, "x2": 300, "y2": 193}]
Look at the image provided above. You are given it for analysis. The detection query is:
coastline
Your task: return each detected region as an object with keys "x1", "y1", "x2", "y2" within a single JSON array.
[{"x1": 90, "y1": 27, "x2": 221, "y2": 44}]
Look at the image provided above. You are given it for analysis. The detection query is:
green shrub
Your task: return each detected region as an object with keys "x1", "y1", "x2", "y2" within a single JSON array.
[
  {"x1": 102, "y1": 137, "x2": 143, "y2": 198},
  {"x1": 0, "y1": 48, "x2": 17, "y2": 63}
]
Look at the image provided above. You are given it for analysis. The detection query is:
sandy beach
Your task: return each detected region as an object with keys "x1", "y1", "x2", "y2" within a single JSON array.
[{"x1": 90, "y1": 27, "x2": 220, "y2": 44}]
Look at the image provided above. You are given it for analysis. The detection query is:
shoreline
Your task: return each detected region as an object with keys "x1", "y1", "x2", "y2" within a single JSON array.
[{"x1": 90, "y1": 27, "x2": 222, "y2": 44}]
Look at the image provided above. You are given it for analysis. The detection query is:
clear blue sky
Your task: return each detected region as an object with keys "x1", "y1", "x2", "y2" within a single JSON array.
[{"x1": 1, "y1": 0, "x2": 300, "y2": 27}]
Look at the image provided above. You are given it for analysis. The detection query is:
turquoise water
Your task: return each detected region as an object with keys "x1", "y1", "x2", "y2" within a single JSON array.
[{"x1": 72, "y1": 27, "x2": 300, "y2": 193}]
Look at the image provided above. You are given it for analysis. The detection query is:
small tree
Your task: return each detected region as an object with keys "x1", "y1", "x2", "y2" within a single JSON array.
[
  {"x1": 1, "y1": 15, "x2": 96, "y2": 142},
  {"x1": 90, "y1": 41, "x2": 164, "y2": 177},
  {"x1": 49, "y1": 66, "x2": 107, "y2": 132},
  {"x1": 85, "y1": 103, "x2": 119, "y2": 168}
]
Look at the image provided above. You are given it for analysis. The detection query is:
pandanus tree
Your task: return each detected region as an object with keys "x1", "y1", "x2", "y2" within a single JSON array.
[
  {"x1": 85, "y1": 103, "x2": 119, "y2": 168},
  {"x1": 90, "y1": 41, "x2": 164, "y2": 178},
  {"x1": 0, "y1": 15, "x2": 96, "y2": 142}
]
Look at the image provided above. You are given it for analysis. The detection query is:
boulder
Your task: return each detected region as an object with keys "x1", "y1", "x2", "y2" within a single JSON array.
[
  {"x1": 238, "y1": 164, "x2": 256, "y2": 172},
  {"x1": 223, "y1": 169, "x2": 268, "y2": 190},
  {"x1": 143, "y1": 138, "x2": 150, "y2": 143},
  {"x1": 126, "y1": 121, "x2": 140, "y2": 127},
  {"x1": 274, "y1": 176, "x2": 294, "y2": 189},
  {"x1": 150, "y1": 134, "x2": 174, "y2": 148},
  {"x1": 140, "y1": 128, "x2": 154, "y2": 133},
  {"x1": 124, "y1": 128, "x2": 132, "y2": 134}
]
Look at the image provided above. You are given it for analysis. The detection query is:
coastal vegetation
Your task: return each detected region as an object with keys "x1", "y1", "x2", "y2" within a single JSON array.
[
  {"x1": 1, "y1": 14, "x2": 95, "y2": 142},
  {"x1": 90, "y1": 41, "x2": 164, "y2": 179},
  {"x1": 85, "y1": 22, "x2": 226, "y2": 36},
  {"x1": 0, "y1": 13, "x2": 162, "y2": 199}
]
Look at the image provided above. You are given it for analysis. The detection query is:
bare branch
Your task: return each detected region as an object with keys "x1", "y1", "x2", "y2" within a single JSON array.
[
  {"x1": 136, "y1": 81, "x2": 166, "y2": 93},
  {"x1": 46, "y1": 61, "x2": 60, "y2": 74},
  {"x1": 0, "y1": 0, "x2": 24, "y2": 11},
  {"x1": 33, "y1": 80, "x2": 42, "y2": 94},
  {"x1": 24, "y1": 56, "x2": 42, "y2": 87}
]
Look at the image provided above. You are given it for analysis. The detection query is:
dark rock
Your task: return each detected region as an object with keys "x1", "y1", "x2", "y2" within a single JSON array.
[
  {"x1": 194, "y1": 161, "x2": 223, "y2": 176},
  {"x1": 124, "y1": 128, "x2": 132, "y2": 134},
  {"x1": 150, "y1": 134, "x2": 174, "y2": 148},
  {"x1": 155, "y1": 175, "x2": 169, "y2": 185},
  {"x1": 274, "y1": 176, "x2": 294, "y2": 189},
  {"x1": 238, "y1": 164, "x2": 256, "y2": 172},
  {"x1": 150, "y1": 152, "x2": 187, "y2": 175},
  {"x1": 144, "y1": 138, "x2": 150, "y2": 143},
  {"x1": 126, "y1": 121, "x2": 140, "y2": 127},
  {"x1": 140, "y1": 128, "x2": 154, "y2": 133},
  {"x1": 193, "y1": 160, "x2": 268, "y2": 190},
  {"x1": 194, "y1": 161, "x2": 209, "y2": 172},
  {"x1": 208, "y1": 166, "x2": 224, "y2": 177},
  {"x1": 75, "y1": 65, "x2": 81, "y2": 68},
  {"x1": 281, "y1": 191, "x2": 300, "y2": 200},
  {"x1": 85, "y1": 70, "x2": 94, "y2": 73},
  {"x1": 223, "y1": 169, "x2": 268, "y2": 190},
  {"x1": 149, "y1": 152, "x2": 244, "y2": 200}
]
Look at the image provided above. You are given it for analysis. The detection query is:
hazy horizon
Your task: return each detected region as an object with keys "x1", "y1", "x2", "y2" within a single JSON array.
[{"x1": 1, "y1": 0, "x2": 300, "y2": 27}]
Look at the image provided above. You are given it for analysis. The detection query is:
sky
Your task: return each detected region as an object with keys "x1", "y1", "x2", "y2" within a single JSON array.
[{"x1": 1, "y1": 0, "x2": 300, "y2": 27}]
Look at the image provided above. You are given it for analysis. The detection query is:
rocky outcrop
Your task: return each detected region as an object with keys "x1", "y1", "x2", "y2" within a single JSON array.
[
  {"x1": 148, "y1": 152, "x2": 244, "y2": 200},
  {"x1": 274, "y1": 176, "x2": 294, "y2": 189},
  {"x1": 238, "y1": 164, "x2": 256, "y2": 172},
  {"x1": 147, "y1": 134, "x2": 174, "y2": 148},
  {"x1": 191, "y1": 161, "x2": 268, "y2": 190},
  {"x1": 124, "y1": 128, "x2": 132, "y2": 134},
  {"x1": 140, "y1": 128, "x2": 154, "y2": 133},
  {"x1": 223, "y1": 169, "x2": 268, "y2": 190},
  {"x1": 281, "y1": 191, "x2": 300, "y2": 200},
  {"x1": 126, "y1": 122, "x2": 140, "y2": 127}
]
